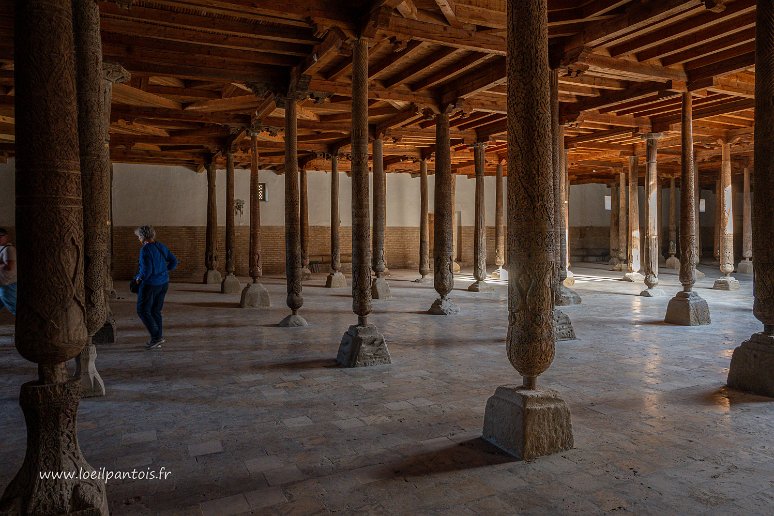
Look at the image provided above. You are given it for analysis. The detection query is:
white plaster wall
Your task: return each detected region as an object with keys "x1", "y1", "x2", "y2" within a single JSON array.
[{"x1": 569, "y1": 183, "x2": 610, "y2": 227}]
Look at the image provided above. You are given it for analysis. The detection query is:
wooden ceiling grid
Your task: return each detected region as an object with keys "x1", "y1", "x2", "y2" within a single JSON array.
[{"x1": 0, "y1": 0, "x2": 761, "y2": 186}]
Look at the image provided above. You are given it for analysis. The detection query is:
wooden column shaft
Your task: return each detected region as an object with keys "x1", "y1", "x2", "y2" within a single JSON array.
[
  {"x1": 419, "y1": 159, "x2": 430, "y2": 277},
  {"x1": 283, "y1": 98, "x2": 303, "y2": 314},
  {"x1": 433, "y1": 112, "x2": 454, "y2": 300},
  {"x1": 372, "y1": 136, "x2": 386, "y2": 276},
  {"x1": 249, "y1": 133, "x2": 262, "y2": 281},
  {"x1": 330, "y1": 155, "x2": 341, "y2": 273},
  {"x1": 225, "y1": 151, "x2": 235, "y2": 275},
  {"x1": 205, "y1": 157, "x2": 217, "y2": 272},
  {"x1": 679, "y1": 92, "x2": 698, "y2": 291},
  {"x1": 472, "y1": 142, "x2": 487, "y2": 283}
]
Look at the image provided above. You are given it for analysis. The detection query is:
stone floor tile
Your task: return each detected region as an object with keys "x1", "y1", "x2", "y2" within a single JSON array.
[
  {"x1": 263, "y1": 465, "x2": 306, "y2": 486},
  {"x1": 121, "y1": 430, "x2": 157, "y2": 445},
  {"x1": 199, "y1": 494, "x2": 250, "y2": 516},
  {"x1": 187, "y1": 440, "x2": 223, "y2": 457}
]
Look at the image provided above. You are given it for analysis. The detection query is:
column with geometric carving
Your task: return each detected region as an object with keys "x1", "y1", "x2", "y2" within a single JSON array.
[
  {"x1": 617, "y1": 168, "x2": 627, "y2": 269},
  {"x1": 413, "y1": 158, "x2": 431, "y2": 283},
  {"x1": 609, "y1": 182, "x2": 620, "y2": 269},
  {"x1": 727, "y1": 0, "x2": 774, "y2": 397},
  {"x1": 468, "y1": 141, "x2": 492, "y2": 292},
  {"x1": 221, "y1": 149, "x2": 242, "y2": 294},
  {"x1": 371, "y1": 135, "x2": 392, "y2": 299},
  {"x1": 623, "y1": 155, "x2": 644, "y2": 282},
  {"x1": 241, "y1": 132, "x2": 271, "y2": 308},
  {"x1": 482, "y1": 0, "x2": 573, "y2": 459},
  {"x1": 666, "y1": 177, "x2": 680, "y2": 270},
  {"x1": 0, "y1": 2, "x2": 108, "y2": 512},
  {"x1": 737, "y1": 165, "x2": 753, "y2": 274},
  {"x1": 494, "y1": 159, "x2": 506, "y2": 277},
  {"x1": 713, "y1": 141, "x2": 740, "y2": 290},
  {"x1": 640, "y1": 133, "x2": 666, "y2": 297},
  {"x1": 203, "y1": 155, "x2": 222, "y2": 284},
  {"x1": 299, "y1": 166, "x2": 312, "y2": 281},
  {"x1": 326, "y1": 151, "x2": 347, "y2": 288}
]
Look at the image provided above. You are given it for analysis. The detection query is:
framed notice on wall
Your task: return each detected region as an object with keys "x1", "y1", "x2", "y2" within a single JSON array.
[{"x1": 258, "y1": 182, "x2": 267, "y2": 202}]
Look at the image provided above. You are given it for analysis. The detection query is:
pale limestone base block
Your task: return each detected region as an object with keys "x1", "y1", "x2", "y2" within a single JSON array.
[
  {"x1": 371, "y1": 277, "x2": 392, "y2": 299},
  {"x1": 482, "y1": 386, "x2": 574, "y2": 460},
  {"x1": 92, "y1": 314, "x2": 116, "y2": 345},
  {"x1": 325, "y1": 271, "x2": 347, "y2": 288},
  {"x1": 300, "y1": 267, "x2": 312, "y2": 281},
  {"x1": 278, "y1": 314, "x2": 308, "y2": 327},
  {"x1": 666, "y1": 256, "x2": 681, "y2": 270},
  {"x1": 623, "y1": 272, "x2": 644, "y2": 282},
  {"x1": 713, "y1": 276, "x2": 740, "y2": 291},
  {"x1": 695, "y1": 269, "x2": 706, "y2": 279},
  {"x1": 240, "y1": 282, "x2": 271, "y2": 308},
  {"x1": 556, "y1": 285, "x2": 581, "y2": 306},
  {"x1": 664, "y1": 291, "x2": 711, "y2": 326},
  {"x1": 468, "y1": 280, "x2": 494, "y2": 292},
  {"x1": 554, "y1": 309, "x2": 576, "y2": 341},
  {"x1": 452, "y1": 261, "x2": 461, "y2": 273},
  {"x1": 412, "y1": 275, "x2": 432, "y2": 284},
  {"x1": 221, "y1": 273, "x2": 242, "y2": 294},
  {"x1": 563, "y1": 271, "x2": 575, "y2": 287},
  {"x1": 727, "y1": 333, "x2": 774, "y2": 398},
  {"x1": 498, "y1": 267, "x2": 508, "y2": 281},
  {"x1": 428, "y1": 297, "x2": 460, "y2": 315},
  {"x1": 75, "y1": 344, "x2": 105, "y2": 398},
  {"x1": 336, "y1": 324, "x2": 391, "y2": 368},
  {"x1": 610, "y1": 262, "x2": 624, "y2": 272},
  {"x1": 640, "y1": 287, "x2": 667, "y2": 298},
  {"x1": 737, "y1": 260, "x2": 753, "y2": 274},
  {"x1": 204, "y1": 269, "x2": 222, "y2": 285}
]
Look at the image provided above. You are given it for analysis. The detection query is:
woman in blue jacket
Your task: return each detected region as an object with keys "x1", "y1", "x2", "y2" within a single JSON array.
[{"x1": 133, "y1": 225, "x2": 178, "y2": 350}]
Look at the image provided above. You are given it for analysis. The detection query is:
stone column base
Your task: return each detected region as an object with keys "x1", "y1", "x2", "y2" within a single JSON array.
[
  {"x1": 664, "y1": 291, "x2": 711, "y2": 326},
  {"x1": 371, "y1": 277, "x2": 392, "y2": 299},
  {"x1": 300, "y1": 267, "x2": 312, "y2": 281},
  {"x1": 713, "y1": 276, "x2": 740, "y2": 291},
  {"x1": 204, "y1": 269, "x2": 222, "y2": 285},
  {"x1": 498, "y1": 267, "x2": 509, "y2": 281},
  {"x1": 325, "y1": 271, "x2": 347, "y2": 288},
  {"x1": 727, "y1": 333, "x2": 774, "y2": 397},
  {"x1": 640, "y1": 287, "x2": 667, "y2": 297},
  {"x1": 240, "y1": 282, "x2": 271, "y2": 308},
  {"x1": 658, "y1": 256, "x2": 667, "y2": 267},
  {"x1": 468, "y1": 280, "x2": 494, "y2": 292},
  {"x1": 336, "y1": 324, "x2": 392, "y2": 367},
  {"x1": 556, "y1": 285, "x2": 581, "y2": 306},
  {"x1": 92, "y1": 314, "x2": 116, "y2": 345},
  {"x1": 0, "y1": 379, "x2": 108, "y2": 515},
  {"x1": 665, "y1": 256, "x2": 680, "y2": 270},
  {"x1": 482, "y1": 386, "x2": 574, "y2": 460},
  {"x1": 412, "y1": 275, "x2": 432, "y2": 284},
  {"x1": 221, "y1": 273, "x2": 242, "y2": 294},
  {"x1": 75, "y1": 343, "x2": 105, "y2": 398},
  {"x1": 554, "y1": 309, "x2": 576, "y2": 341},
  {"x1": 428, "y1": 297, "x2": 460, "y2": 315},
  {"x1": 563, "y1": 271, "x2": 575, "y2": 287},
  {"x1": 278, "y1": 313, "x2": 308, "y2": 327},
  {"x1": 622, "y1": 272, "x2": 644, "y2": 282},
  {"x1": 737, "y1": 260, "x2": 753, "y2": 274},
  {"x1": 452, "y1": 261, "x2": 461, "y2": 273},
  {"x1": 695, "y1": 269, "x2": 706, "y2": 279},
  {"x1": 610, "y1": 263, "x2": 624, "y2": 272}
]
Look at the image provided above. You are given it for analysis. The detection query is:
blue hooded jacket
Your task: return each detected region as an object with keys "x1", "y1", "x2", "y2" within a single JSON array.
[{"x1": 135, "y1": 241, "x2": 178, "y2": 286}]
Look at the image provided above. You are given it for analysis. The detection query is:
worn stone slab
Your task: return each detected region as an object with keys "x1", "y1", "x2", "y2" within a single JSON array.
[
  {"x1": 325, "y1": 271, "x2": 347, "y2": 288},
  {"x1": 482, "y1": 386, "x2": 574, "y2": 460},
  {"x1": 428, "y1": 297, "x2": 460, "y2": 315},
  {"x1": 554, "y1": 310, "x2": 576, "y2": 341},
  {"x1": 664, "y1": 291, "x2": 711, "y2": 326},
  {"x1": 278, "y1": 314, "x2": 308, "y2": 327},
  {"x1": 737, "y1": 260, "x2": 753, "y2": 274},
  {"x1": 204, "y1": 269, "x2": 222, "y2": 285},
  {"x1": 371, "y1": 277, "x2": 392, "y2": 299},
  {"x1": 640, "y1": 287, "x2": 667, "y2": 298},
  {"x1": 727, "y1": 333, "x2": 774, "y2": 398},
  {"x1": 713, "y1": 276, "x2": 740, "y2": 291},
  {"x1": 337, "y1": 324, "x2": 391, "y2": 368},
  {"x1": 556, "y1": 285, "x2": 581, "y2": 306},
  {"x1": 622, "y1": 272, "x2": 644, "y2": 282},
  {"x1": 240, "y1": 282, "x2": 271, "y2": 308},
  {"x1": 188, "y1": 440, "x2": 223, "y2": 457},
  {"x1": 221, "y1": 273, "x2": 242, "y2": 294},
  {"x1": 467, "y1": 280, "x2": 494, "y2": 292}
]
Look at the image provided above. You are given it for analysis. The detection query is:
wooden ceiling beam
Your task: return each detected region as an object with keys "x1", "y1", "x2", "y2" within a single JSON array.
[
  {"x1": 439, "y1": 56, "x2": 506, "y2": 104},
  {"x1": 381, "y1": 46, "x2": 458, "y2": 89},
  {"x1": 651, "y1": 97, "x2": 755, "y2": 131},
  {"x1": 435, "y1": 0, "x2": 461, "y2": 28},
  {"x1": 409, "y1": 52, "x2": 490, "y2": 91},
  {"x1": 659, "y1": 24, "x2": 755, "y2": 66},
  {"x1": 561, "y1": 80, "x2": 676, "y2": 122}
]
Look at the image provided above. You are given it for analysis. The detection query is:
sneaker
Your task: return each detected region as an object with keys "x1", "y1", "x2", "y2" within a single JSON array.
[{"x1": 144, "y1": 338, "x2": 164, "y2": 350}]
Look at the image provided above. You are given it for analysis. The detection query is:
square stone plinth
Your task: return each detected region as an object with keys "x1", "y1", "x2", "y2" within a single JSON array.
[
  {"x1": 727, "y1": 333, "x2": 774, "y2": 398},
  {"x1": 713, "y1": 276, "x2": 740, "y2": 291},
  {"x1": 337, "y1": 324, "x2": 391, "y2": 367},
  {"x1": 554, "y1": 310, "x2": 576, "y2": 341},
  {"x1": 665, "y1": 291, "x2": 711, "y2": 326},
  {"x1": 482, "y1": 386, "x2": 574, "y2": 460}
]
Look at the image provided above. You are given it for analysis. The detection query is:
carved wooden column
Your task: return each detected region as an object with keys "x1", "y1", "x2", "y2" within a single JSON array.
[
  {"x1": 727, "y1": 0, "x2": 774, "y2": 397},
  {"x1": 299, "y1": 166, "x2": 312, "y2": 280},
  {"x1": 616, "y1": 168, "x2": 627, "y2": 269},
  {"x1": 221, "y1": 150, "x2": 241, "y2": 293},
  {"x1": 468, "y1": 141, "x2": 491, "y2": 292},
  {"x1": 72, "y1": 0, "x2": 111, "y2": 398},
  {"x1": 326, "y1": 151, "x2": 347, "y2": 288},
  {"x1": 241, "y1": 132, "x2": 271, "y2": 308},
  {"x1": 666, "y1": 92, "x2": 710, "y2": 326},
  {"x1": 714, "y1": 141, "x2": 740, "y2": 290},
  {"x1": 694, "y1": 162, "x2": 706, "y2": 279},
  {"x1": 609, "y1": 183, "x2": 620, "y2": 268},
  {"x1": 665, "y1": 177, "x2": 680, "y2": 269},
  {"x1": 371, "y1": 135, "x2": 391, "y2": 299},
  {"x1": 623, "y1": 156, "x2": 643, "y2": 281},
  {"x1": 714, "y1": 176, "x2": 721, "y2": 263},
  {"x1": 738, "y1": 166, "x2": 753, "y2": 274},
  {"x1": 428, "y1": 110, "x2": 459, "y2": 315},
  {"x1": 203, "y1": 155, "x2": 221, "y2": 284},
  {"x1": 336, "y1": 36, "x2": 391, "y2": 367},
  {"x1": 0, "y1": 2, "x2": 108, "y2": 512},
  {"x1": 641, "y1": 133, "x2": 665, "y2": 296},
  {"x1": 278, "y1": 96, "x2": 307, "y2": 327},
  {"x1": 413, "y1": 158, "x2": 431, "y2": 283},
  {"x1": 563, "y1": 150, "x2": 575, "y2": 286},
  {"x1": 482, "y1": 0, "x2": 573, "y2": 460},
  {"x1": 494, "y1": 159, "x2": 506, "y2": 276}
]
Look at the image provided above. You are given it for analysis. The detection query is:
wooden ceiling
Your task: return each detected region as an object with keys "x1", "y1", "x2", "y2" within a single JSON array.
[{"x1": 0, "y1": 0, "x2": 758, "y2": 185}]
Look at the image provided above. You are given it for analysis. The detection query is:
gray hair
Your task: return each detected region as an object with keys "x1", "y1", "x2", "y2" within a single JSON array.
[{"x1": 134, "y1": 225, "x2": 156, "y2": 242}]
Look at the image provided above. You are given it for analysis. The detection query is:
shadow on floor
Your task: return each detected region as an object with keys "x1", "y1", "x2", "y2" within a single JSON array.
[
  {"x1": 387, "y1": 438, "x2": 514, "y2": 479},
  {"x1": 260, "y1": 358, "x2": 338, "y2": 370}
]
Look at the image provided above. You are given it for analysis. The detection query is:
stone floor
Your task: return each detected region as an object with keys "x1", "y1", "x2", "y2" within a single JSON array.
[{"x1": 0, "y1": 263, "x2": 772, "y2": 515}]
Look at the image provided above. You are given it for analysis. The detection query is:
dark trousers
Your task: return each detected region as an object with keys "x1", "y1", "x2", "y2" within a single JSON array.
[{"x1": 137, "y1": 282, "x2": 168, "y2": 341}]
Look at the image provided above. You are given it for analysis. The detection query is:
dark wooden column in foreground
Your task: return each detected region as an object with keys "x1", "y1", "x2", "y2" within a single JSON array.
[
  {"x1": 326, "y1": 151, "x2": 347, "y2": 288},
  {"x1": 336, "y1": 36, "x2": 391, "y2": 367},
  {"x1": 665, "y1": 92, "x2": 710, "y2": 326},
  {"x1": 482, "y1": 0, "x2": 573, "y2": 460},
  {"x1": 468, "y1": 141, "x2": 491, "y2": 292},
  {"x1": 727, "y1": 0, "x2": 774, "y2": 397},
  {"x1": 241, "y1": 132, "x2": 271, "y2": 308},
  {"x1": 371, "y1": 134, "x2": 392, "y2": 299},
  {"x1": 203, "y1": 154, "x2": 221, "y2": 284},
  {"x1": 222, "y1": 149, "x2": 242, "y2": 293},
  {"x1": 413, "y1": 158, "x2": 431, "y2": 283},
  {"x1": 277, "y1": 96, "x2": 307, "y2": 327},
  {"x1": 0, "y1": 2, "x2": 108, "y2": 512}
]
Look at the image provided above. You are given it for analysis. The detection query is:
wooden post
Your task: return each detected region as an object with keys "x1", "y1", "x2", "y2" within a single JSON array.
[
  {"x1": 641, "y1": 133, "x2": 665, "y2": 296},
  {"x1": 371, "y1": 135, "x2": 391, "y2": 298},
  {"x1": 738, "y1": 166, "x2": 753, "y2": 274},
  {"x1": 414, "y1": 158, "x2": 431, "y2": 282},
  {"x1": 325, "y1": 152, "x2": 347, "y2": 288},
  {"x1": 240, "y1": 132, "x2": 271, "y2": 308},
  {"x1": 713, "y1": 141, "x2": 739, "y2": 290},
  {"x1": 468, "y1": 141, "x2": 490, "y2": 292},
  {"x1": 221, "y1": 150, "x2": 241, "y2": 293},
  {"x1": 203, "y1": 155, "x2": 221, "y2": 284}
]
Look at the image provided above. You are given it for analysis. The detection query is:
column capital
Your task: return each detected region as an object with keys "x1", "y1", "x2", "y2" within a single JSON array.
[
  {"x1": 642, "y1": 132, "x2": 664, "y2": 142},
  {"x1": 102, "y1": 62, "x2": 130, "y2": 84}
]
